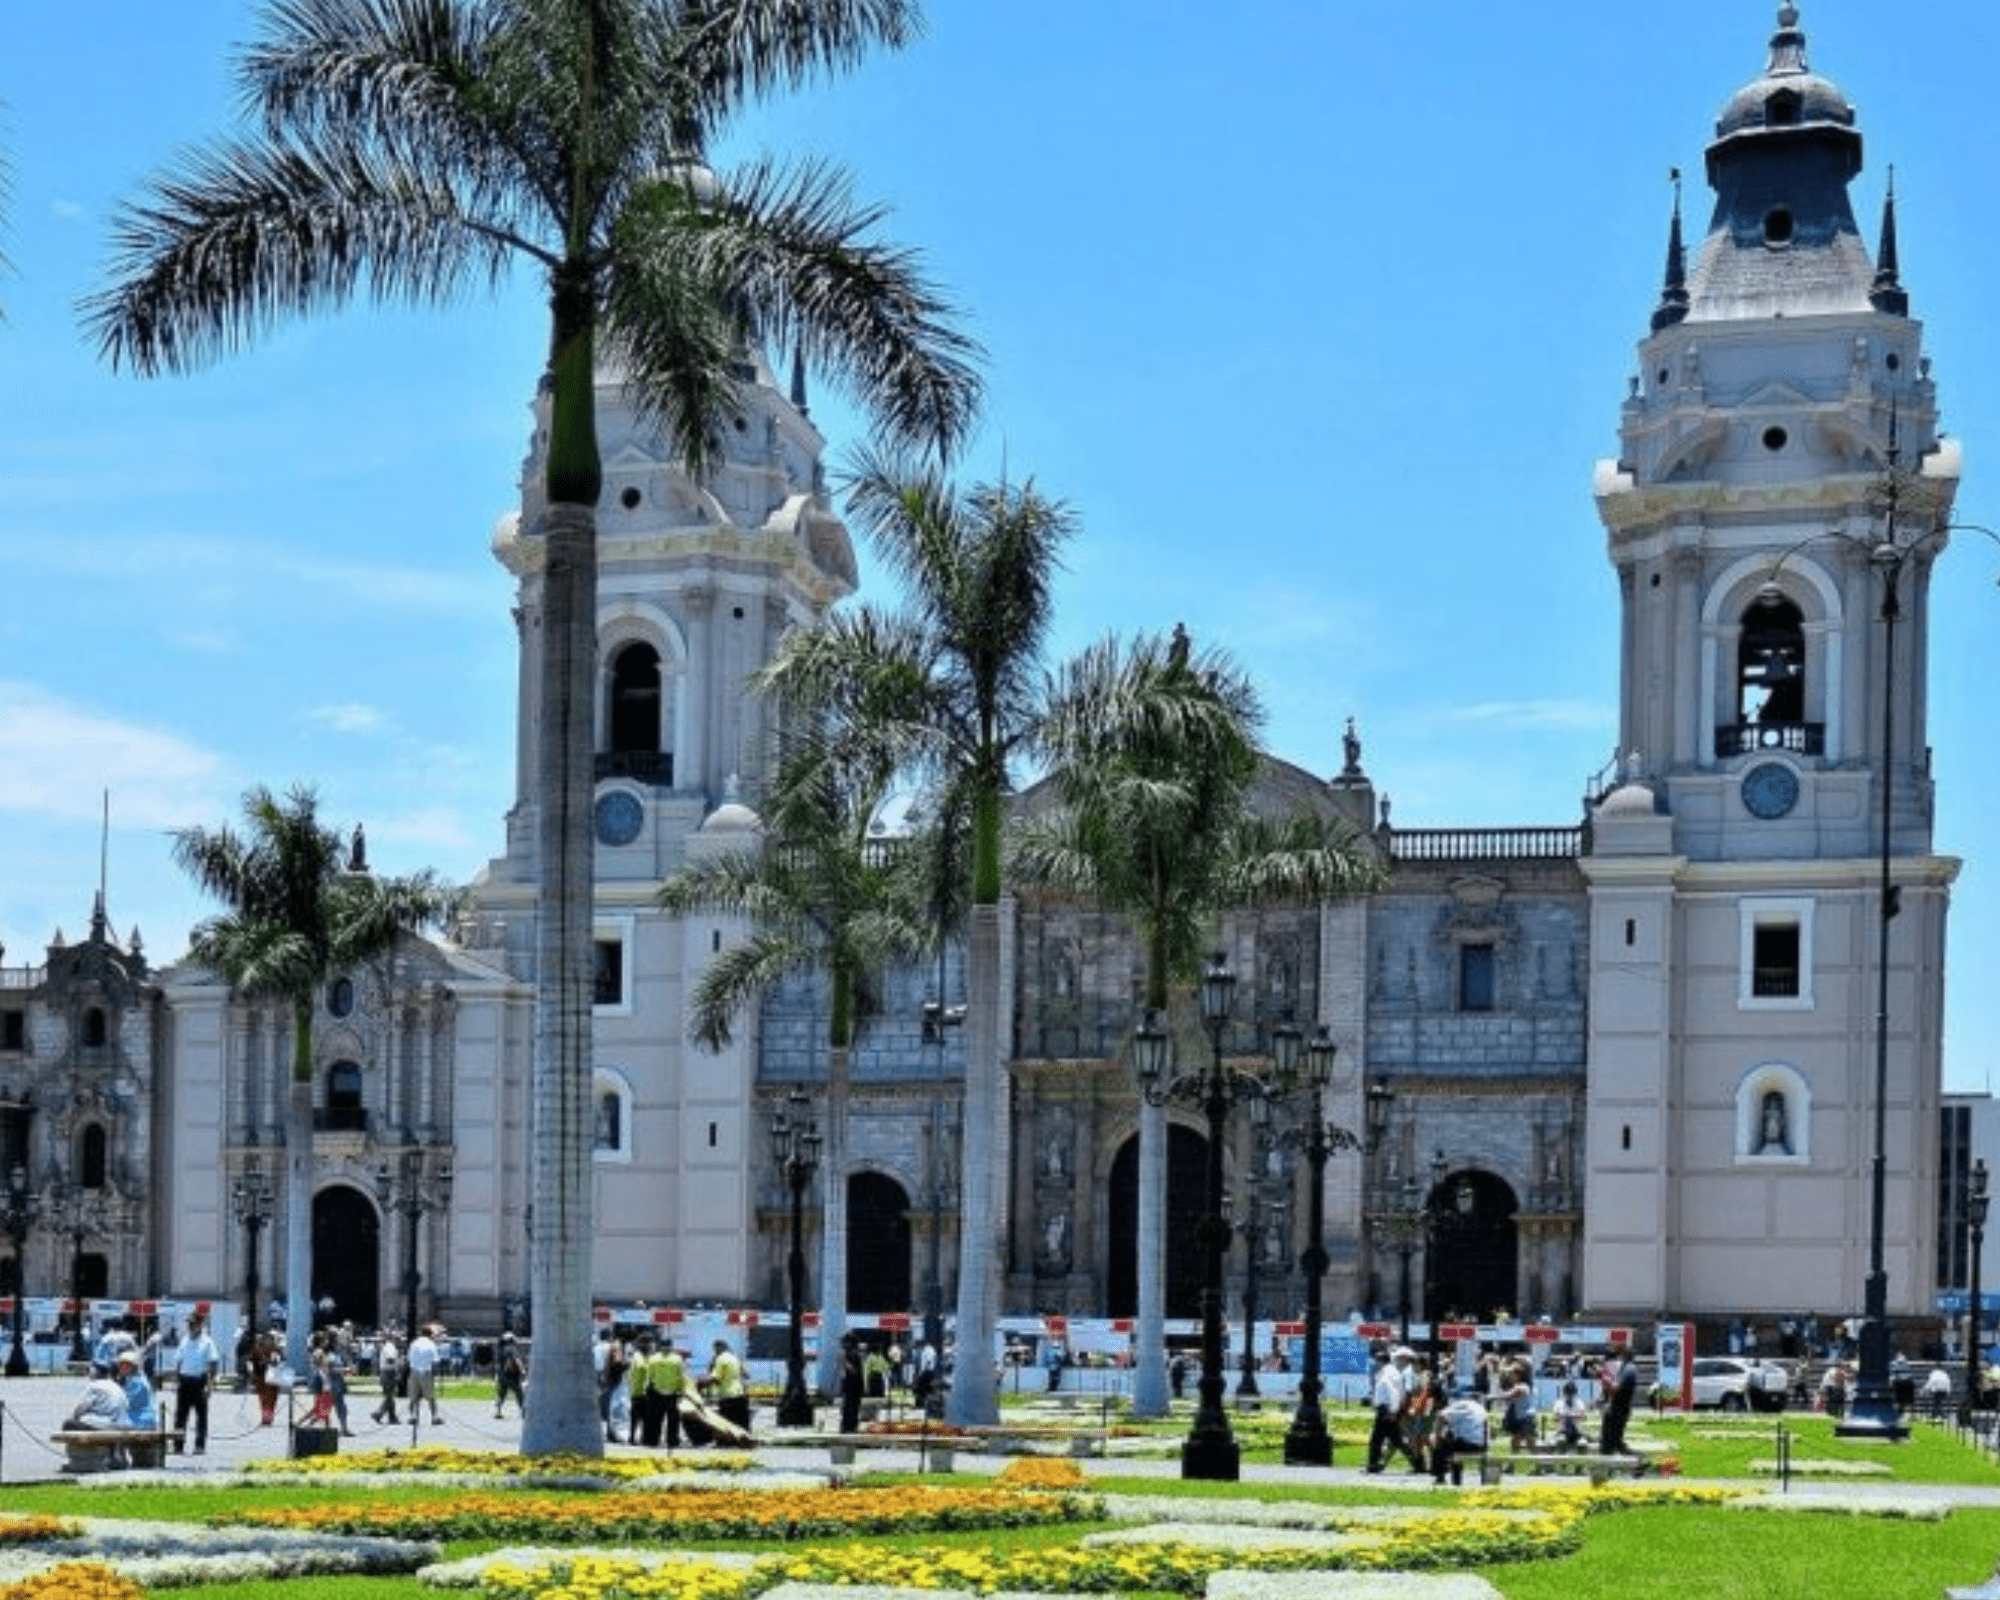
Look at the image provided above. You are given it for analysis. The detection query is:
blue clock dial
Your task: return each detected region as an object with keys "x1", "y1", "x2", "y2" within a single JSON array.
[
  {"x1": 1741, "y1": 762, "x2": 1800, "y2": 820},
  {"x1": 594, "y1": 790, "x2": 645, "y2": 846}
]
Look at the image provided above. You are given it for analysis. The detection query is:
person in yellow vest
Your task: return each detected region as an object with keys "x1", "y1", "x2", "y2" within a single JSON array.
[
  {"x1": 654, "y1": 1340, "x2": 687, "y2": 1449},
  {"x1": 628, "y1": 1335, "x2": 664, "y2": 1447},
  {"x1": 708, "y1": 1339, "x2": 750, "y2": 1434}
]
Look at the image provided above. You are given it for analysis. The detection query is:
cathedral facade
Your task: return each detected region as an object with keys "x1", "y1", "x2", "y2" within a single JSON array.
[{"x1": 0, "y1": 7, "x2": 1960, "y2": 1355}]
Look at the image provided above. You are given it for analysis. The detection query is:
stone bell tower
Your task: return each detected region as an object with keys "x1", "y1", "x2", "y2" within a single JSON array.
[{"x1": 1581, "y1": 5, "x2": 1958, "y2": 1337}]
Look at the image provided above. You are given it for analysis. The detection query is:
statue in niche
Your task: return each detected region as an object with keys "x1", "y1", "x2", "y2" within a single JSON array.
[
  {"x1": 1042, "y1": 1209, "x2": 1068, "y2": 1263},
  {"x1": 1042, "y1": 1136, "x2": 1066, "y2": 1180},
  {"x1": 1755, "y1": 1090, "x2": 1791, "y2": 1156}
]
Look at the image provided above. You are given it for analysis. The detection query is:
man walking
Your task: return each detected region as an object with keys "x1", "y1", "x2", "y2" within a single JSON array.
[
  {"x1": 172, "y1": 1313, "x2": 221, "y2": 1455},
  {"x1": 1366, "y1": 1346, "x2": 1411, "y2": 1473},
  {"x1": 407, "y1": 1324, "x2": 443, "y2": 1425},
  {"x1": 372, "y1": 1332, "x2": 402, "y2": 1424}
]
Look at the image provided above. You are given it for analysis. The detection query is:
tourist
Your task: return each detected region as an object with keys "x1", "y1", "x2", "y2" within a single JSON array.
[
  {"x1": 172, "y1": 1312, "x2": 221, "y2": 1455},
  {"x1": 1497, "y1": 1360, "x2": 1537, "y2": 1452},
  {"x1": 1430, "y1": 1389, "x2": 1489, "y2": 1486},
  {"x1": 494, "y1": 1332, "x2": 527, "y2": 1419},
  {"x1": 68, "y1": 1362, "x2": 129, "y2": 1431},
  {"x1": 116, "y1": 1349, "x2": 158, "y2": 1430},
  {"x1": 1366, "y1": 1347, "x2": 1418, "y2": 1473},
  {"x1": 1599, "y1": 1354, "x2": 1639, "y2": 1454},
  {"x1": 839, "y1": 1334, "x2": 865, "y2": 1433},
  {"x1": 1553, "y1": 1379, "x2": 1591, "y2": 1450},
  {"x1": 372, "y1": 1331, "x2": 402, "y2": 1425},
  {"x1": 407, "y1": 1324, "x2": 443, "y2": 1424}
]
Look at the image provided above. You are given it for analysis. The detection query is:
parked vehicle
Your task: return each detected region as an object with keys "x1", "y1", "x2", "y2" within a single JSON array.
[{"x1": 1690, "y1": 1355, "x2": 1789, "y2": 1411}]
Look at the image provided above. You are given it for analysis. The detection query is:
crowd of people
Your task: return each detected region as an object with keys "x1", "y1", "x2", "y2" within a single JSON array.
[{"x1": 1363, "y1": 1344, "x2": 1643, "y2": 1485}]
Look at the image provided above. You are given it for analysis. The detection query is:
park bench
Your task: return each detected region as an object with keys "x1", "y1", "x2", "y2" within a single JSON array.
[
  {"x1": 51, "y1": 1427, "x2": 172, "y2": 1473},
  {"x1": 963, "y1": 1423, "x2": 1110, "y2": 1458},
  {"x1": 820, "y1": 1432, "x2": 962, "y2": 1469},
  {"x1": 1488, "y1": 1451, "x2": 1648, "y2": 1485}
]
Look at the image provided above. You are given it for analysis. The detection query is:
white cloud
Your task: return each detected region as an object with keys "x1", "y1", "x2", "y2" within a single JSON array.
[
  {"x1": 50, "y1": 198, "x2": 86, "y2": 222},
  {"x1": 0, "y1": 682, "x2": 230, "y2": 828},
  {"x1": 310, "y1": 703, "x2": 391, "y2": 735},
  {"x1": 1443, "y1": 699, "x2": 1614, "y2": 732}
]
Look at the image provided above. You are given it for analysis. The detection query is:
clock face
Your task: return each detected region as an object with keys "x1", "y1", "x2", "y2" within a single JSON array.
[
  {"x1": 594, "y1": 790, "x2": 645, "y2": 846},
  {"x1": 1741, "y1": 762, "x2": 1800, "y2": 820}
]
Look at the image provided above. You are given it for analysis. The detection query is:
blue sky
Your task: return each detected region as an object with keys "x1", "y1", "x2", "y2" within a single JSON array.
[{"x1": 3, "y1": 2, "x2": 1997, "y2": 1088}]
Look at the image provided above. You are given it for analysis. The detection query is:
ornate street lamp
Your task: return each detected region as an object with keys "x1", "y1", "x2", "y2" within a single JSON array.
[
  {"x1": 770, "y1": 1089, "x2": 823, "y2": 1427},
  {"x1": 45, "y1": 1181, "x2": 101, "y2": 1362},
  {"x1": 230, "y1": 1153, "x2": 275, "y2": 1345},
  {"x1": 375, "y1": 1147, "x2": 453, "y2": 1343},
  {"x1": 1134, "y1": 953, "x2": 1301, "y2": 1481},
  {"x1": 1260, "y1": 1032, "x2": 1390, "y2": 1466},
  {"x1": 1, "y1": 1164, "x2": 40, "y2": 1377},
  {"x1": 1226, "y1": 1171, "x2": 1287, "y2": 1401},
  {"x1": 1963, "y1": 1159, "x2": 1990, "y2": 1426},
  {"x1": 1371, "y1": 1171, "x2": 1427, "y2": 1356},
  {"x1": 920, "y1": 988, "x2": 964, "y2": 1371}
]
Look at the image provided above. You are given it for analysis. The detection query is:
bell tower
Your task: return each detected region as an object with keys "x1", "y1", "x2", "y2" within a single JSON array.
[{"x1": 1582, "y1": 6, "x2": 1958, "y2": 1336}]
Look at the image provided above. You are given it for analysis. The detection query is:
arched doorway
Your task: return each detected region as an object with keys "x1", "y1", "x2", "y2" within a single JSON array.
[
  {"x1": 1425, "y1": 1168, "x2": 1518, "y2": 1324},
  {"x1": 1108, "y1": 1124, "x2": 1210, "y2": 1318},
  {"x1": 847, "y1": 1171, "x2": 912, "y2": 1313},
  {"x1": 311, "y1": 1185, "x2": 381, "y2": 1330}
]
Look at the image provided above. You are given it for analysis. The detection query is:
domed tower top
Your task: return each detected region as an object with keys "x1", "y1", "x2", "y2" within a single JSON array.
[{"x1": 1684, "y1": 4, "x2": 1877, "y2": 321}]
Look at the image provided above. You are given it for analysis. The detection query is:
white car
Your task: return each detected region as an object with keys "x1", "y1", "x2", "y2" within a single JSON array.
[{"x1": 1689, "y1": 1356, "x2": 1790, "y2": 1411}]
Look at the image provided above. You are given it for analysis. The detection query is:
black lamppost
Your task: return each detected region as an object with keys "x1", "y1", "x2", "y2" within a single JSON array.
[
  {"x1": 770, "y1": 1088, "x2": 822, "y2": 1427},
  {"x1": 1371, "y1": 1172, "x2": 1427, "y2": 1356},
  {"x1": 1134, "y1": 952, "x2": 1301, "y2": 1482},
  {"x1": 1228, "y1": 1179, "x2": 1287, "y2": 1400},
  {"x1": 375, "y1": 1147, "x2": 453, "y2": 1342},
  {"x1": 45, "y1": 1183, "x2": 99, "y2": 1362},
  {"x1": 1271, "y1": 1034, "x2": 1390, "y2": 1466},
  {"x1": 231, "y1": 1153, "x2": 275, "y2": 1345},
  {"x1": 1, "y1": 1164, "x2": 39, "y2": 1377},
  {"x1": 1963, "y1": 1159, "x2": 1990, "y2": 1426}
]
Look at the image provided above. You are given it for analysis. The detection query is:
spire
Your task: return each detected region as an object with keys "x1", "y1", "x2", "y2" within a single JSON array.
[
  {"x1": 1768, "y1": 3, "x2": 1808, "y2": 77},
  {"x1": 789, "y1": 347, "x2": 809, "y2": 417},
  {"x1": 1870, "y1": 166, "x2": 1908, "y2": 315},
  {"x1": 1651, "y1": 170, "x2": 1690, "y2": 333}
]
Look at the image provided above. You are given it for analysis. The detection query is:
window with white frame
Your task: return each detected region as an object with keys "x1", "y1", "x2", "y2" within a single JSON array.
[
  {"x1": 1737, "y1": 897, "x2": 1814, "y2": 1009},
  {"x1": 592, "y1": 915, "x2": 636, "y2": 1016}
]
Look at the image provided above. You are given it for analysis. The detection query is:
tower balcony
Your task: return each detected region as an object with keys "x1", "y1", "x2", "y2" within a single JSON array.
[
  {"x1": 594, "y1": 750, "x2": 674, "y2": 786},
  {"x1": 1715, "y1": 722, "x2": 1823, "y2": 759}
]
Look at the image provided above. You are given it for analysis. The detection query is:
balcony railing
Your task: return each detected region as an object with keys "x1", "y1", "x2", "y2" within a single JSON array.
[
  {"x1": 594, "y1": 750, "x2": 674, "y2": 785},
  {"x1": 1386, "y1": 827, "x2": 1583, "y2": 862},
  {"x1": 314, "y1": 1106, "x2": 370, "y2": 1134},
  {"x1": 1715, "y1": 721, "x2": 1823, "y2": 758}
]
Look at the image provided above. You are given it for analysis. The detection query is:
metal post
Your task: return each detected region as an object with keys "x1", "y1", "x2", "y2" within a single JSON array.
[
  {"x1": 2, "y1": 1166, "x2": 35, "y2": 1378},
  {"x1": 772, "y1": 1089, "x2": 820, "y2": 1428},
  {"x1": 1183, "y1": 1021, "x2": 1239, "y2": 1481},
  {"x1": 1235, "y1": 1191, "x2": 1261, "y2": 1400},
  {"x1": 1283, "y1": 1106, "x2": 1332, "y2": 1465},
  {"x1": 1964, "y1": 1160, "x2": 1989, "y2": 1427}
]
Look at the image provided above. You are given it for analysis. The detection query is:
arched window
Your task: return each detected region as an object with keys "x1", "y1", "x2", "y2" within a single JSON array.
[
  {"x1": 1739, "y1": 593, "x2": 1805, "y2": 727},
  {"x1": 80, "y1": 1124, "x2": 108, "y2": 1189},
  {"x1": 593, "y1": 1069, "x2": 634, "y2": 1162},
  {"x1": 82, "y1": 1008, "x2": 108, "y2": 1048},
  {"x1": 324, "y1": 1060, "x2": 366, "y2": 1131},
  {"x1": 608, "y1": 642, "x2": 662, "y2": 756}
]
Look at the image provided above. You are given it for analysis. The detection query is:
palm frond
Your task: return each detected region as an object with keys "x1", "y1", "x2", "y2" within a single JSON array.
[{"x1": 82, "y1": 132, "x2": 523, "y2": 375}]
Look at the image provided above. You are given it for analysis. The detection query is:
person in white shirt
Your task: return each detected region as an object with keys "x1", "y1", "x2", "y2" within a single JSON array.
[
  {"x1": 406, "y1": 1326, "x2": 443, "y2": 1424},
  {"x1": 172, "y1": 1313, "x2": 222, "y2": 1454},
  {"x1": 1430, "y1": 1392, "x2": 1489, "y2": 1485},
  {"x1": 372, "y1": 1334, "x2": 402, "y2": 1424},
  {"x1": 1365, "y1": 1347, "x2": 1413, "y2": 1473}
]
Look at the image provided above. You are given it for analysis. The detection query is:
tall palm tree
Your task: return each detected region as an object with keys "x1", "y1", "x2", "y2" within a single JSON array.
[
  {"x1": 657, "y1": 722, "x2": 931, "y2": 1388},
  {"x1": 84, "y1": 0, "x2": 979, "y2": 1456},
  {"x1": 173, "y1": 784, "x2": 451, "y2": 1374},
  {"x1": 756, "y1": 450, "x2": 1071, "y2": 1423},
  {"x1": 1018, "y1": 627, "x2": 1381, "y2": 1414}
]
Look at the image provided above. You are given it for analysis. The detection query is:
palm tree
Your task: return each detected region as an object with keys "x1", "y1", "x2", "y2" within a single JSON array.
[
  {"x1": 85, "y1": 0, "x2": 980, "y2": 1456},
  {"x1": 173, "y1": 784, "x2": 451, "y2": 1374},
  {"x1": 1018, "y1": 627, "x2": 1381, "y2": 1414},
  {"x1": 755, "y1": 450, "x2": 1072, "y2": 1423},
  {"x1": 656, "y1": 723, "x2": 931, "y2": 1390}
]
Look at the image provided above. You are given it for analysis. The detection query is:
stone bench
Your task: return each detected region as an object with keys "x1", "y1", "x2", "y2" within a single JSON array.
[
  {"x1": 1490, "y1": 1451, "x2": 1647, "y2": 1485},
  {"x1": 964, "y1": 1424, "x2": 1110, "y2": 1458},
  {"x1": 820, "y1": 1432, "x2": 962, "y2": 1470},
  {"x1": 51, "y1": 1428, "x2": 172, "y2": 1473}
]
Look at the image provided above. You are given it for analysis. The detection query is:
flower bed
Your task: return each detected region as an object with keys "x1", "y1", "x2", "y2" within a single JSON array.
[
  {"x1": 0, "y1": 1563, "x2": 145, "y2": 1600},
  {"x1": 246, "y1": 1446, "x2": 757, "y2": 1480},
  {"x1": 0, "y1": 1521, "x2": 77, "y2": 1550},
  {"x1": 217, "y1": 1484, "x2": 1098, "y2": 1544}
]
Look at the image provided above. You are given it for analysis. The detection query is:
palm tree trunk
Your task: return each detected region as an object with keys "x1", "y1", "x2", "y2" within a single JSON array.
[
  {"x1": 520, "y1": 497, "x2": 603, "y2": 1457},
  {"x1": 947, "y1": 904, "x2": 1002, "y2": 1424},
  {"x1": 285, "y1": 1003, "x2": 314, "y2": 1374},
  {"x1": 813, "y1": 1044, "x2": 851, "y2": 1397},
  {"x1": 1132, "y1": 1094, "x2": 1170, "y2": 1415}
]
